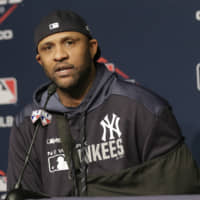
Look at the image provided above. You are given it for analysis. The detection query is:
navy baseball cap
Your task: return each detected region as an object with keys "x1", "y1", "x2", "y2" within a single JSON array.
[{"x1": 34, "y1": 10, "x2": 101, "y2": 61}]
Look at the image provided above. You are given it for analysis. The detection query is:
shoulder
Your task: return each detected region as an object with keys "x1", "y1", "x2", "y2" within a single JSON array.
[{"x1": 111, "y1": 77, "x2": 170, "y2": 115}]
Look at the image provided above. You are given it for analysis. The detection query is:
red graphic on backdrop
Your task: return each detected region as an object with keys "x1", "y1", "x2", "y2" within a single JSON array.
[
  {"x1": 0, "y1": 4, "x2": 18, "y2": 24},
  {"x1": 98, "y1": 57, "x2": 129, "y2": 79},
  {"x1": 4, "y1": 79, "x2": 16, "y2": 97}
]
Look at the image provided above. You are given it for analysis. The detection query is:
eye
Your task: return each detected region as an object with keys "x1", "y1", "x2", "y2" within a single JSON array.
[
  {"x1": 65, "y1": 39, "x2": 75, "y2": 47},
  {"x1": 44, "y1": 45, "x2": 52, "y2": 50},
  {"x1": 41, "y1": 45, "x2": 52, "y2": 51}
]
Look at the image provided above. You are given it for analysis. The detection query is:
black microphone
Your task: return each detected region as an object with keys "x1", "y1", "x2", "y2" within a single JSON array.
[
  {"x1": 44, "y1": 83, "x2": 57, "y2": 108},
  {"x1": 6, "y1": 83, "x2": 57, "y2": 200}
]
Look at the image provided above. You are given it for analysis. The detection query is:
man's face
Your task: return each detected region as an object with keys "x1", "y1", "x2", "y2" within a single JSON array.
[{"x1": 36, "y1": 31, "x2": 98, "y2": 91}]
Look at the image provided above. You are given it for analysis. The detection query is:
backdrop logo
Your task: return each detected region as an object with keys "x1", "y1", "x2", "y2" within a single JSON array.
[
  {"x1": 0, "y1": 0, "x2": 23, "y2": 24},
  {"x1": 0, "y1": 77, "x2": 17, "y2": 105}
]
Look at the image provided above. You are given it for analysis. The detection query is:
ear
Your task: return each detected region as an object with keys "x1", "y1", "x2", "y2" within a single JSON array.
[
  {"x1": 89, "y1": 39, "x2": 98, "y2": 59},
  {"x1": 36, "y1": 54, "x2": 43, "y2": 66}
]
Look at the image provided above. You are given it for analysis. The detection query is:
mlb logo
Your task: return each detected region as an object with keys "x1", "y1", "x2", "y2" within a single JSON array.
[
  {"x1": 49, "y1": 22, "x2": 59, "y2": 30},
  {"x1": 48, "y1": 154, "x2": 69, "y2": 173},
  {"x1": 0, "y1": 77, "x2": 17, "y2": 105}
]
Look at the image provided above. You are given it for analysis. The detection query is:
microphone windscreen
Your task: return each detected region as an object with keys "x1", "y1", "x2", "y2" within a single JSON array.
[{"x1": 47, "y1": 83, "x2": 57, "y2": 96}]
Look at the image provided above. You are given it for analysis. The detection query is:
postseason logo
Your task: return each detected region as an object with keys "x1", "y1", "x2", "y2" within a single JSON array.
[{"x1": 0, "y1": 77, "x2": 17, "y2": 105}]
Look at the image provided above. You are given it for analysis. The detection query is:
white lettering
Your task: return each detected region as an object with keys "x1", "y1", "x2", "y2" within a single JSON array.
[
  {"x1": 9, "y1": 0, "x2": 23, "y2": 4},
  {"x1": 109, "y1": 140, "x2": 117, "y2": 158},
  {"x1": 101, "y1": 142, "x2": 110, "y2": 160},
  {"x1": 196, "y1": 11, "x2": 200, "y2": 21},
  {"x1": 77, "y1": 139, "x2": 125, "y2": 163},
  {"x1": 91, "y1": 144, "x2": 102, "y2": 162},
  {"x1": 117, "y1": 138, "x2": 125, "y2": 156},
  {"x1": 0, "y1": 0, "x2": 22, "y2": 5},
  {"x1": 0, "y1": 116, "x2": 13, "y2": 128},
  {"x1": 47, "y1": 148, "x2": 63, "y2": 156},
  {"x1": 47, "y1": 138, "x2": 61, "y2": 144},
  {"x1": 0, "y1": 30, "x2": 13, "y2": 40}
]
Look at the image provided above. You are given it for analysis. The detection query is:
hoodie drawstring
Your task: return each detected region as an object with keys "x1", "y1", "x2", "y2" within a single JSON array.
[
  {"x1": 79, "y1": 112, "x2": 88, "y2": 196},
  {"x1": 58, "y1": 112, "x2": 88, "y2": 196}
]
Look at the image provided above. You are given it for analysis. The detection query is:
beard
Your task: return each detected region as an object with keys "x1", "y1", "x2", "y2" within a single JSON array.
[
  {"x1": 43, "y1": 57, "x2": 94, "y2": 98},
  {"x1": 56, "y1": 62, "x2": 93, "y2": 95}
]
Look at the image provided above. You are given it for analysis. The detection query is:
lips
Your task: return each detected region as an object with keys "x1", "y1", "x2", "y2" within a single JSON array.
[{"x1": 54, "y1": 63, "x2": 74, "y2": 77}]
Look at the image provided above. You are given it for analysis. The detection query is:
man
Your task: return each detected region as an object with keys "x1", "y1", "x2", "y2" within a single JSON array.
[{"x1": 7, "y1": 10, "x2": 200, "y2": 197}]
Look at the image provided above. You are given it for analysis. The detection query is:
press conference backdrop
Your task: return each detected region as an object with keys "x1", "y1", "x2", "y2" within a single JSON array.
[{"x1": 0, "y1": 0, "x2": 200, "y2": 197}]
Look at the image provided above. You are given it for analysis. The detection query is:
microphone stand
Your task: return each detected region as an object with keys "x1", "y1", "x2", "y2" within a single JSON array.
[{"x1": 6, "y1": 83, "x2": 56, "y2": 200}]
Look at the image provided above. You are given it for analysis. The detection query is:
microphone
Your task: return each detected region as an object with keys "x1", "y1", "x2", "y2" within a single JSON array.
[
  {"x1": 6, "y1": 83, "x2": 57, "y2": 200},
  {"x1": 44, "y1": 83, "x2": 57, "y2": 108}
]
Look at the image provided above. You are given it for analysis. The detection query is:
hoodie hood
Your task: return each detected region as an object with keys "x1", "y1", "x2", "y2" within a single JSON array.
[{"x1": 33, "y1": 63, "x2": 115, "y2": 116}]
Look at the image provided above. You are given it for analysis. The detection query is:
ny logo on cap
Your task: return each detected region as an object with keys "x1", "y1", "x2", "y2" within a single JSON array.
[{"x1": 49, "y1": 22, "x2": 59, "y2": 30}]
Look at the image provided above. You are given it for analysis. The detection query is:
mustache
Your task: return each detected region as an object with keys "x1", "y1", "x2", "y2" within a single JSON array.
[{"x1": 54, "y1": 62, "x2": 74, "y2": 72}]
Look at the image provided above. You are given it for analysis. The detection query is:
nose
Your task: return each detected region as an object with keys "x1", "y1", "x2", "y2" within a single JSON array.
[{"x1": 54, "y1": 45, "x2": 68, "y2": 62}]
